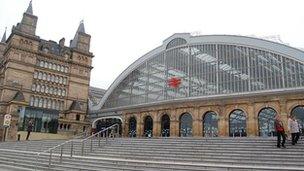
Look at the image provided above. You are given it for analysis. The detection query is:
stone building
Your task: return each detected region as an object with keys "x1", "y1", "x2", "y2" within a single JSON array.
[
  {"x1": 91, "y1": 33, "x2": 304, "y2": 138},
  {"x1": 0, "y1": 1, "x2": 93, "y2": 141}
]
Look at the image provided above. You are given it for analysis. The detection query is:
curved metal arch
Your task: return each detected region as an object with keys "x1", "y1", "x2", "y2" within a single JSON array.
[
  {"x1": 92, "y1": 116, "x2": 122, "y2": 128},
  {"x1": 92, "y1": 33, "x2": 304, "y2": 112}
]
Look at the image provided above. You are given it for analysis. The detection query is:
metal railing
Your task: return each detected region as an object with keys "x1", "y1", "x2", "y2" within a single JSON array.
[{"x1": 34, "y1": 124, "x2": 120, "y2": 170}]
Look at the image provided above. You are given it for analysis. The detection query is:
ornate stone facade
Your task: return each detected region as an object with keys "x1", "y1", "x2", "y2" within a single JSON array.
[
  {"x1": 0, "y1": 2, "x2": 93, "y2": 141},
  {"x1": 122, "y1": 91, "x2": 304, "y2": 137},
  {"x1": 90, "y1": 33, "x2": 304, "y2": 138}
]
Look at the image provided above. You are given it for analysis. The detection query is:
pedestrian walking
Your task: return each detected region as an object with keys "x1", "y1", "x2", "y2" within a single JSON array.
[
  {"x1": 274, "y1": 114, "x2": 286, "y2": 148},
  {"x1": 26, "y1": 119, "x2": 33, "y2": 140},
  {"x1": 288, "y1": 115, "x2": 300, "y2": 145}
]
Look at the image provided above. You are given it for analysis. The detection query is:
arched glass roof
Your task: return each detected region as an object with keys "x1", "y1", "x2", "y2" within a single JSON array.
[{"x1": 93, "y1": 33, "x2": 304, "y2": 112}]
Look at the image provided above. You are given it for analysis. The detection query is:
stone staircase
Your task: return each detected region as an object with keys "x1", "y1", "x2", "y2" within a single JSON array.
[{"x1": 0, "y1": 137, "x2": 303, "y2": 170}]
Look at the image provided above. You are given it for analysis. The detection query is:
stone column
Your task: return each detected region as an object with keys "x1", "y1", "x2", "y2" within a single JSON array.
[
  {"x1": 279, "y1": 99, "x2": 288, "y2": 130},
  {"x1": 123, "y1": 117, "x2": 128, "y2": 137},
  {"x1": 170, "y1": 109, "x2": 178, "y2": 137},
  {"x1": 151, "y1": 111, "x2": 160, "y2": 137},
  {"x1": 218, "y1": 105, "x2": 227, "y2": 137},
  {"x1": 136, "y1": 114, "x2": 143, "y2": 138},
  {"x1": 246, "y1": 103, "x2": 257, "y2": 137},
  {"x1": 192, "y1": 107, "x2": 200, "y2": 137}
]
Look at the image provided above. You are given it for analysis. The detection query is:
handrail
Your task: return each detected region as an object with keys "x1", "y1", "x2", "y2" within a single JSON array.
[
  {"x1": 80, "y1": 123, "x2": 119, "y2": 156},
  {"x1": 34, "y1": 123, "x2": 120, "y2": 170},
  {"x1": 72, "y1": 131, "x2": 89, "y2": 139}
]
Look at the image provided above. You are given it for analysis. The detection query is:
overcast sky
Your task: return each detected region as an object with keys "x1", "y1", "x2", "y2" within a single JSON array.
[{"x1": 1, "y1": 0, "x2": 304, "y2": 89}]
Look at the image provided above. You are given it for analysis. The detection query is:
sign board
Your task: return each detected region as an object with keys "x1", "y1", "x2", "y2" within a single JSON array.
[{"x1": 3, "y1": 114, "x2": 11, "y2": 127}]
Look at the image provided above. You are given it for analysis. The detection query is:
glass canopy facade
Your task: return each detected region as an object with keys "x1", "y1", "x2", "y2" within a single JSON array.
[{"x1": 103, "y1": 38, "x2": 304, "y2": 109}]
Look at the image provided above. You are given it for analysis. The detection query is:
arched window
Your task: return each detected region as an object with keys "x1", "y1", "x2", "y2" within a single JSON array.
[
  {"x1": 44, "y1": 62, "x2": 48, "y2": 68},
  {"x1": 62, "y1": 89, "x2": 66, "y2": 96},
  {"x1": 38, "y1": 98, "x2": 43, "y2": 107},
  {"x1": 51, "y1": 75, "x2": 55, "y2": 82},
  {"x1": 161, "y1": 114, "x2": 170, "y2": 137},
  {"x1": 64, "y1": 67, "x2": 68, "y2": 73},
  {"x1": 43, "y1": 98, "x2": 47, "y2": 108},
  {"x1": 47, "y1": 74, "x2": 51, "y2": 81},
  {"x1": 55, "y1": 76, "x2": 59, "y2": 83},
  {"x1": 40, "y1": 61, "x2": 44, "y2": 67},
  {"x1": 50, "y1": 87, "x2": 53, "y2": 94},
  {"x1": 63, "y1": 78, "x2": 67, "y2": 85},
  {"x1": 258, "y1": 107, "x2": 277, "y2": 137},
  {"x1": 203, "y1": 111, "x2": 218, "y2": 137},
  {"x1": 129, "y1": 117, "x2": 137, "y2": 137},
  {"x1": 30, "y1": 96, "x2": 34, "y2": 106},
  {"x1": 47, "y1": 99, "x2": 52, "y2": 108},
  {"x1": 52, "y1": 100, "x2": 56, "y2": 109},
  {"x1": 55, "y1": 101, "x2": 59, "y2": 110},
  {"x1": 36, "y1": 84, "x2": 40, "y2": 92},
  {"x1": 34, "y1": 97, "x2": 38, "y2": 106},
  {"x1": 42, "y1": 73, "x2": 46, "y2": 80},
  {"x1": 54, "y1": 88, "x2": 58, "y2": 95},
  {"x1": 45, "y1": 86, "x2": 49, "y2": 94},
  {"x1": 58, "y1": 89, "x2": 62, "y2": 96},
  {"x1": 48, "y1": 63, "x2": 52, "y2": 69},
  {"x1": 166, "y1": 38, "x2": 187, "y2": 49},
  {"x1": 38, "y1": 72, "x2": 42, "y2": 79},
  {"x1": 67, "y1": 124, "x2": 71, "y2": 130},
  {"x1": 59, "y1": 77, "x2": 63, "y2": 84},
  {"x1": 64, "y1": 124, "x2": 67, "y2": 130},
  {"x1": 34, "y1": 71, "x2": 38, "y2": 78},
  {"x1": 60, "y1": 66, "x2": 64, "y2": 72},
  {"x1": 41, "y1": 85, "x2": 45, "y2": 93},
  {"x1": 291, "y1": 106, "x2": 304, "y2": 136},
  {"x1": 229, "y1": 109, "x2": 247, "y2": 137},
  {"x1": 59, "y1": 123, "x2": 63, "y2": 129},
  {"x1": 144, "y1": 116, "x2": 153, "y2": 137},
  {"x1": 179, "y1": 113, "x2": 192, "y2": 137},
  {"x1": 31, "y1": 84, "x2": 36, "y2": 91},
  {"x1": 76, "y1": 114, "x2": 80, "y2": 121},
  {"x1": 52, "y1": 64, "x2": 57, "y2": 70}
]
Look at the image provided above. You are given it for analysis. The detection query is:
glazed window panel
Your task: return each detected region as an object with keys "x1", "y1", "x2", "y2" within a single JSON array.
[
  {"x1": 103, "y1": 43, "x2": 304, "y2": 109},
  {"x1": 229, "y1": 109, "x2": 247, "y2": 137}
]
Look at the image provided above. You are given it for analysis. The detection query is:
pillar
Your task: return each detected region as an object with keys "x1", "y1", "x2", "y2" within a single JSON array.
[
  {"x1": 170, "y1": 109, "x2": 179, "y2": 137},
  {"x1": 279, "y1": 99, "x2": 288, "y2": 130},
  {"x1": 192, "y1": 107, "x2": 200, "y2": 137},
  {"x1": 136, "y1": 114, "x2": 143, "y2": 138},
  {"x1": 218, "y1": 105, "x2": 227, "y2": 137},
  {"x1": 246, "y1": 103, "x2": 257, "y2": 137}
]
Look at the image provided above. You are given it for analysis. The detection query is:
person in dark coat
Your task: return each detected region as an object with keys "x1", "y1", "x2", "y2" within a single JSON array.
[
  {"x1": 274, "y1": 114, "x2": 286, "y2": 148},
  {"x1": 26, "y1": 120, "x2": 33, "y2": 140}
]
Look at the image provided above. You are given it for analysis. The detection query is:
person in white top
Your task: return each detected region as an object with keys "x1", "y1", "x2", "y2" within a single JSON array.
[{"x1": 288, "y1": 115, "x2": 300, "y2": 145}]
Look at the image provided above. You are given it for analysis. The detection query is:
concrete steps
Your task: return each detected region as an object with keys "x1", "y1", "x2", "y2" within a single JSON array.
[{"x1": 0, "y1": 137, "x2": 303, "y2": 170}]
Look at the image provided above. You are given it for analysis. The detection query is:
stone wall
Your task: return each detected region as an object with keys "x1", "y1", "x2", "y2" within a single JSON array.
[{"x1": 122, "y1": 92, "x2": 304, "y2": 137}]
